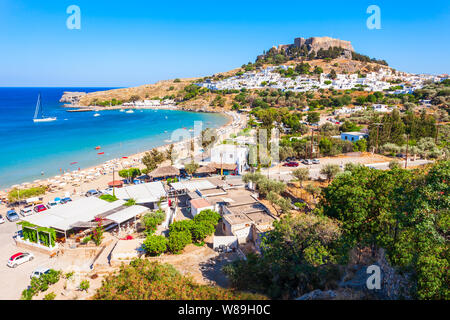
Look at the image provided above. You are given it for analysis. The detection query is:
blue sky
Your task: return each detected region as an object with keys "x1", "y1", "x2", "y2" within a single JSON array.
[{"x1": 1, "y1": 0, "x2": 449, "y2": 87}]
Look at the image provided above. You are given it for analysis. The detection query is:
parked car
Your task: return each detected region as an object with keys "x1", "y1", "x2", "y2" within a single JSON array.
[
  {"x1": 304, "y1": 159, "x2": 313, "y2": 165},
  {"x1": 0, "y1": 215, "x2": 5, "y2": 224},
  {"x1": 283, "y1": 161, "x2": 299, "y2": 167},
  {"x1": 60, "y1": 197, "x2": 72, "y2": 204},
  {"x1": 34, "y1": 205, "x2": 47, "y2": 213},
  {"x1": 312, "y1": 159, "x2": 320, "y2": 164},
  {"x1": 6, "y1": 210, "x2": 20, "y2": 222},
  {"x1": 30, "y1": 267, "x2": 51, "y2": 279},
  {"x1": 85, "y1": 189, "x2": 101, "y2": 197},
  {"x1": 46, "y1": 201, "x2": 59, "y2": 209},
  {"x1": 20, "y1": 207, "x2": 33, "y2": 217},
  {"x1": 7, "y1": 252, "x2": 34, "y2": 268}
]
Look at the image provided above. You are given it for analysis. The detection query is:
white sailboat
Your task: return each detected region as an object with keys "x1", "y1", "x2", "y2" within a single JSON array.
[{"x1": 33, "y1": 94, "x2": 57, "y2": 123}]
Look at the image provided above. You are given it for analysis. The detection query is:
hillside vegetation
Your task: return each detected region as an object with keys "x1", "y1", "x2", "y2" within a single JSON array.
[{"x1": 92, "y1": 259, "x2": 267, "y2": 300}]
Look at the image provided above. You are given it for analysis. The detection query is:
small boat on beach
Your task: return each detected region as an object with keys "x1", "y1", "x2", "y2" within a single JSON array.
[{"x1": 33, "y1": 94, "x2": 57, "y2": 123}]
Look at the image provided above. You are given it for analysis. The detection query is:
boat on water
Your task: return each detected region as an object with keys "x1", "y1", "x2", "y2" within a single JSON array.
[
  {"x1": 119, "y1": 109, "x2": 125, "y2": 112},
  {"x1": 33, "y1": 94, "x2": 57, "y2": 123},
  {"x1": 95, "y1": 146, "x2": 101, "y2": 150},
  {"x1": 125, "y1": 110, "x2": 134, "y2": 114},
  {"x1": 94, "y1": 113, "x2": 101, "y2": 117}
]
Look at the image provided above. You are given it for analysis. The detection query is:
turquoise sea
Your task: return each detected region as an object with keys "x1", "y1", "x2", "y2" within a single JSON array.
[{"x1": 0, "y1": 88, "x2": 228, "y2": 189}]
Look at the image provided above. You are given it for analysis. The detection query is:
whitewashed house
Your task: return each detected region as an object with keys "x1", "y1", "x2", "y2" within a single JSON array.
[{"x1": 210, "y1": 144, "x2": 249, "y2": 175}]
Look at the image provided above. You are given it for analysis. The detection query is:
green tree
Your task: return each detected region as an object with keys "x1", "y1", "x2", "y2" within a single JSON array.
[
  {"x1": 292, "y1": 168, "x2": 310, "y2": 187},
  {"x1": 353, "y1": 139, "x2": 367, "y2": 152},
  {"x1": 165, "y1": 144, "x2": 177, "y2": 165},
  {"x1": 142, "y1": 149, "x2": 164, "y2": 172},
  {"x1": 143, "y1": 235, "x2": 168, "y2": 256},
  {"x1": 185, "y1": 162, "x2": 199, "y2": 176},
  {"x1": 320, "y1": 164, "x2": 341, "y2": 182},
  {"x1": 167, "y1": 230, "x2": 192, "y2": 254},
  {"x1": 307, "y1": 112, "x2": 320, "y2": 124}
]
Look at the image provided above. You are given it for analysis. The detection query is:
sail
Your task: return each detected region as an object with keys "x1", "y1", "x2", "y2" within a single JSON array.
[{"x1": 34, "y1": 94, "x2": 41, "y2": 119}]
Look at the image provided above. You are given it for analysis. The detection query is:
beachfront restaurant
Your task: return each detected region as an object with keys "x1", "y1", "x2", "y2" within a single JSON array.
[
  {"x1": 107, "y1": 181, "x2": 168, "y2": 209},
  {"x1": 19, "y1": 197, "x2": 149, "y2": 244}
]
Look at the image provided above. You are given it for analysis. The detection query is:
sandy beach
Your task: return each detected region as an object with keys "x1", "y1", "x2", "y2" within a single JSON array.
[{"x1": 0, "y1": 110, "x2": 245, "y2": 208}]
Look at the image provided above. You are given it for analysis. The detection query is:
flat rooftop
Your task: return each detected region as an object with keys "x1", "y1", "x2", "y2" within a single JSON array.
[{"x1": 226, "y1": 202, "x2": 267, "y2": 216}]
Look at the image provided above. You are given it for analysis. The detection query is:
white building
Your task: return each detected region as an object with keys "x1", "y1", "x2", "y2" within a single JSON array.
[
  {"x1": 210, "y1": 144, "x2": 249, "y2": 175},
  {"x1": 190, "y1": 198, "x2": 214, "y2": 217}
]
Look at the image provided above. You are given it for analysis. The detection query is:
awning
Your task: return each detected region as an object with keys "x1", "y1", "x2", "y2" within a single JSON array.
[
  {"x1": 106, "y1": 205, "x2": 149, "y2": 224},
  {"x1": 108, "y1": 180, "x2": 124, "y2": 188}
]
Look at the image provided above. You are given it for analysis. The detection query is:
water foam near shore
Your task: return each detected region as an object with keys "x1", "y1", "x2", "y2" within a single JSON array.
[{"x1": 0, "y1": 87, "x2": 229, "y2": 189}]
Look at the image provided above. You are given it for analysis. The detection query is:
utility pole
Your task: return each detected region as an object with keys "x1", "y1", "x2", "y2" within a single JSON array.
[
  {"x1": 310, "y1": 128, "x2": 314, "y2": 160},
  {"x1": 112, "y1": 167, "x2": 116, "y2": 197}
]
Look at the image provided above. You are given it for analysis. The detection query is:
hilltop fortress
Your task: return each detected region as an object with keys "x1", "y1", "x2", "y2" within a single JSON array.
[
  {"x1": 294, "y1": 36, "x2": 354, "y2": 52},
  {"x1": 265, "y1": 36, "x2": 355, "y2": 60}
]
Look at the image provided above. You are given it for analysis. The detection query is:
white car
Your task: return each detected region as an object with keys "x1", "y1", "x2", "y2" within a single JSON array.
[
  {"x1": 30, "y1": 267, "x2": 51, "y2": 279},
  {"x1": 20, "y1": 207, "x2": 33, "y2": 217},
  {"x1": 7, "y1": 252, "x2": 34, "y2": 268},
  {"x1": 0, "y1": 215, "x2": 5, "y2": 224}
]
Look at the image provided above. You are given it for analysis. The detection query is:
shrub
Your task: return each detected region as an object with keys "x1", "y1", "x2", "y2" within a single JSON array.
[
  {"x1": 92, "y1": 259, "x2": 267, "y2": 300},
  {"x1": 22, "y1": 269, "x2": 61, "y2": 300},
  {"x1": 190, "y1": 221, "x2": 215, "y2": 243},
  {"x1": 169, "y1": 220, "x2": 194, "y2": 233},
  {"x1": 142, "y1": 209, "x2": 166, "y2": 235},
  {"x1": 21, "y1": 289, "x2": 34, "y2": 300},
  {"x1": 79, "y1": 280, "x2": 90, "y2": 292},
  {"x1": 193, "y1": 209, "x2": 221, "y2": 226},
  {"x1": 143, "y1": 235, "x2": 168, "y2": 256},
  {"x1": 81, "y1": 235, "x2": 92, "y2": 244},
  {"x1": 43, "y1": 292, "x2": 56, "y2": 300},
  {"x1": 167, "y1": 230, "x2": 192, "y2": 254}
]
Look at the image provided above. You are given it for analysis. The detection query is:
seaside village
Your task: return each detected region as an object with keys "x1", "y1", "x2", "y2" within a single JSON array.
[
  {"x1": 197, "y1": 64, "x2": 443, "y2": 94},
  {"x1": 0, "y1": 64, "x2": 447, "y2": 299}
]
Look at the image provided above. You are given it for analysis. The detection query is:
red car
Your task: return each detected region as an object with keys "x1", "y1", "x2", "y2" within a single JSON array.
[
  {"x1": 283, "y1": 161, "x2": 299, "y2": 167},
  {"x1": 34, "y1": 205, "x2": 47, "y2": 213}
]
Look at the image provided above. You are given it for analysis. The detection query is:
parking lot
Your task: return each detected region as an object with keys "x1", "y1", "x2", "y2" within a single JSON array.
[
  {"x1": 262, "y1": 154, "x2": 432, "y2": 182},
  {"x1": 0, "y1": 200, "x2": 94, "y2": 300}
]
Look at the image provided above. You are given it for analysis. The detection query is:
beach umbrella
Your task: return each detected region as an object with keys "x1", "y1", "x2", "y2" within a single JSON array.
[{"x1": 54, "y1": 197, "x2": 61, "y2": 202}]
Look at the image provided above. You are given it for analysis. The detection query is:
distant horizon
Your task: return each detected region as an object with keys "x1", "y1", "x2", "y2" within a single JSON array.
[{"x1": 1, "y1": 0, "x2": 449, "y2": 87}]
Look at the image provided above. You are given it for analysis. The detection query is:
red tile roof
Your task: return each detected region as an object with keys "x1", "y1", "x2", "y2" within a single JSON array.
[{"x1": 190, "y1": 198, "x2": 212, "y2": 209}]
